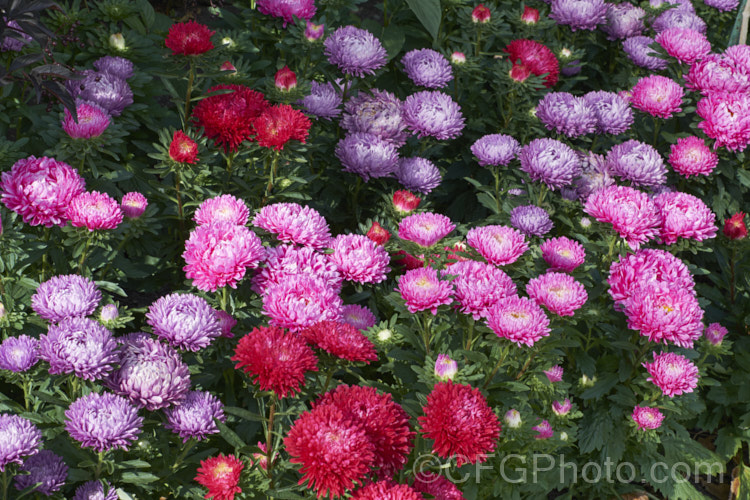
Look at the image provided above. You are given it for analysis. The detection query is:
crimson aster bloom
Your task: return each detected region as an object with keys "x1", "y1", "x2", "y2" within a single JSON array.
[
  {"x1": 351, "y1": 481, "x2": 422, "y2": 499},
  {"x1": 413, "y1": 471, "x2": 464, "y2": 500},
  {"x1": 253, "y1": 104, "x2": 311, "y2": 150},
  {"x1": 165, "y1": 20, "x2": 215, "y2": 55},
  {"x1": 504, "y1": 39, "x2": 560, "y2": 88},
  {"x1": 301, "y1": 320, "x2": 378, "y2": 363},
  {"x1": 169, "y1": 130, "x2": 199, "y2": 164},
  {"x1": 194, "y1": 454, "x2": 244, "y2": 500},
  {"x1": 724, "y1": 212, "x2": 748, "y2": 239}
]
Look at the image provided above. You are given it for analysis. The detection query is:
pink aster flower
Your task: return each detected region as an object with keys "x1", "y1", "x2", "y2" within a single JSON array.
[
  {"x1": 253, "y1": 202, "x2": 331, "y2": 248},
  {"x1": 655, "y1": 28, "x2": 711, "y2": 65},
  {"x1": 540, "y1": 236, "x2": 585, "y2": 273},
  {"x1": 182, "y1": 222, "x2": 265, "y2": 292},
  {"x1": 329, "y1": 234, "x2": 390, "y2": 284},
  {"x1": 552, "y1": 399, "x2": 572, "y2": 416},
  {"x1": 67, "y1": 191, "x2": 123, "y2": 230},
  {"x1": 668, "y1": 136, "x2": 718, "y2": 177},
  {"x1": 632, "y1": 406, "x2": 664, "y2": 430},
  {"x1": 121, "y1": 192, "x2": 147, "y2": 218},
  {"x1": 486, "y1": 296, "x2": 551, "y2": 347},
  {"x1": 252, "y1": 245, "x2": 342, "y2": 295},
  {"x1": 442, "y1": 260, "x2": 517, "y2": 319},
  {"x1": 262, "y1": 275, "x2": 343, "y2": 331},
  {"x1": 625, "y1": 282, "x2": 704, "y2": 347},
  {"x1": 630, "y1": 75, "x2": 684, "y2": 119},
  {"x1": 341, "y1": 304, "x2": 377, "y2": 331},
  {"x1": 193, "y1": 194, "x2": 249, "y2": 226},
  {"x1": 643, "y1": 351, "x2": 699, "y2": 397},
  {"x1": 696, "y1": 91, "x2": 750, "y2": 151},
  {"x1": 526, "y1": 272, "x2": 588, "y2": 317},
  {"x1": 395, "y1": 267, "x2": 453, "y2": 314},
  {"x1": 686, "y1": 54, "x2": 750, "y2": 96},
  {"x1": 466, "y1": 225, "x2": 528, "y2": 266},
  {"x1": 398, "y1": 212, "x2": 456, "y2": 248},
  {"x1": 544, "y1": 365, "x2": 564, "y2": 382},
  {"x1": 62, "y1": 100, "x2": 110, "y2": 139},
  {"x1": 653, "y1": 191, "x2": 717, "y2": 245},
  {"x1": 583, "y1": 185, "x2": 660, "y2": 250},
  {"x1": 532, "y1": 420, "x2": 553, "y2": 439},
  {"x1": 704, "y1": 322, "x2": 728, "y2": 345}
]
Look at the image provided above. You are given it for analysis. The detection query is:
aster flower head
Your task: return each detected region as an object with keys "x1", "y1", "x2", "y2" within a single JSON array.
[
  {"x1": 252, "y1": 244, "x2": 342, "y2": 295},
  {"x1": 725, "y1": 44, "x2": 750, "y2": 72},
  {"x1": 466, "y1": 224, "x2": 528, "y2": 266},
  {"x1": 544, "y1": 365, "x2": 564, "y2": 382},
  {"x1": 504, "y1": 409, "x2": 523, "y2": 428},
  {"x1": 396, "y1": 267, "x2": 454, "y2": 314},
  {"x1": 668, "y1": 136, "x2": 718, "y2": 177},
  {"x1": 582, "y1": 91, "x2": 634, "y2": 135},
  {"x1": 121, "y1": 192, "x2": 147, "y2": 218},
  {"x1": 550, "y1": 0, "x2": 607, "y2": 31},
  {"x1": 298, "y1": 81, "x2": 342, "y2": 120},
  {"x1": 632, "y1": 406, "x2": 664, "y2": 430},
  {"x1": 402, "y1": 91, "x2": 465, "y2": 140},
  {"x1": 418, "y1": 381, "x2": 500, "y2": 466},
  {"x1": 329, "y1": 233, "x2": 390, "y2": 284},
  {"x1": 606, "y1": 139, "x2": 666, "y2": 187},
  {"x1": 705, "y1": 0, "x2": 740, "y2": 10},
  {"x1": 169, "y1": 130, "x2": 199, "y2": 164},
  {"x1": 696, "y1": 91, "x2": 750, "y2": 151},
  {"x1": 73, "y1": 480, "x2": 118, "y2": 500},
  {"x1": 39, "y1": 317, "x2": 119, "y2": 380},
  {"x1": 1, "y1": 155, "x2": 85, "y2": 227},
  {"x1": 366, "y1": 221, "x2": 391, "y2": 246},
  {"x1": 471, "y1": 134, "x2": 520, "y2": 167},
  {"x1": 519, "y1": 138, "x2": 581, "y2": 190},
  {"x1": 402, "y1": 48, "x2": 453, "y2": 89},
  {"x1": 0, "y1": 414, "x2": 41, "y2": 471},
  {"x1": 533, "y1": 420, "x2": 554, "y2": 439},
  {"x1": 0, "y1": 335, "x2": 39, "y2": 373},
  {"x1": 630, "y1": 75, "x2": 684, "y2": 119},
  {"x1": 342, "y1": 304, "x2": 377, "y2": 331},
  {"x1": 704, "y1": 323, "x2": 728, "y2": 345},
  {"x1": 622, "y1": 36, "x2": 669, "y2": 70},
  {"x1": 685, "y1": 54, "x2": 750, "y2": 95},
  {"x1": 214, "y1": 310, "x2": 236, "y2": 338},
  {"x1": 487, "y1": 295, "x2": 551, "y2": 347},
  {"x1": 540, "y1": 236, "x2": 585, "y2": 273},
  {"x1": 625, "y1": 282, "x2": 704, "y2": 347},
  {"x1": 472, "y1": 4, "x2": 491, "y2": 22},
  {"x1": 653, "y1": 191, "x2": 717, "y2": 245},
  {"x1": 32, "y1": 274, "x2": 101, "y2": 323},
  {"x1": 98, "y1": 303, "x2": 117, "y2": 322},
  {"x1": 526, "y1": 272, "x2": 588, "y2": 317},
  {"x1": 194, "y1": 194, "x2": 249, "y2": 226},
  {"x1": 336, "y1": 133, "x2": 399, "y2": 181},
  {"x1": 67, "y1": 191, "x2": 123, "y2": 231},
  {"x1": 62, "y1": 100, "x2": 110, "y2": 139},
  {"x1": 655, "y1": 28, "x2": 711, "y2": 65},
  {"x1": 583, "y1": 185, "x2": 660, "y2": 249},
  {"x1": 1, "y1": 20, "x2": 31, "y2": 51},
  {"x1": 352, "y1": 481, "x2": 422, "y2": 499},
  {"x1": 262, "y1": 275, "x2": 343, "y2": 331},
  {"x1": 253, "y1": 103, "x2": 311, "y2": 150},
  {"x1": 535, "y1": 92, "x2": 597, "y2": 137},
  {"x1": 65, "y1": 392, "x2": 143, "y2": 452},
  {"x1": 435, "y1": 354, "x2": 458, "y2": 381},
  {"x1": 324, "y1": 25, "x2": 387, "y2": 77},
  {"x1": 602, "y1": 3, "x2": 646, "y2": 40},
  {"x1": 452, "y1": 51, "x2": 467, "y2": 64},
  {"x1": 521, "y1": 6, "x2": 540, "y2": 24},
  {"x1": 552, "y1": 399, "x2": 572, "y2": 416},
  {"x1": 724, "y1": 212, "x2": 748, "y2": 239},
  {"x1": 13, "y1": 449, "x2": 68, "y2": 495},
  {"x1": 164, "y1": 390, "x2": 225, "y2": 442},
  {"x1": 341, "y1": 89, "x2": 409, "y2": 145},
  {"x1": 652, "y1": 9, "x2": 707, "y2": 34},
  {"x1": 305, "y1": 21, "x2": 325, "y2": 41},
  {"x1": 165, "y1": 20, "x2": 214, "y2": 55},
  {"x1": 93, "y1": 55, "x2": 134, "y2": 80},
  {"x1": 643, "y1": 351, "x2": 699, "y2": 397},
  {"x1": 253, "y1": 202, "x2": 331, "y2": 248},
  {"x1": 195, "y1": 454, "x2": 244, "y2": 500},
  {"x1": 395, "y1": 156, "x2": 442, "y2": 194},
  {"x1": 443, "y1": 260, "x2": 517, "y2": 319},
  {"x1": 399, "y1": 212, "x2": 456, "y2": 248},
  {"x1": 504, "y1": 39, "x2": 560, "y2": 88},
  {"x1": 510, "y1": 205, "x2": 553, "y2": 237},
  {"x1": 146, "y1": 293, "x2": 222, "y2": 351},
  {"x1": 73, "y1": 70, "x2": 134, "y2": 117},
  {"x1": 393, "y1": 190, "x2": 421, "y2": 214},
  {"x1": 257, "y1": 0, "x2": 316, "y2": 26}
]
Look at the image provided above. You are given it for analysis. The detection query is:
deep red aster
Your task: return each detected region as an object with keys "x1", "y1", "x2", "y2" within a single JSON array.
[
  {"x1": 285, "y1": 404, "x2": 376, "y2": 498},
  {"x1": 724, "y1": 212, "x2": 747, "y2": 240},
  {"x1": 351, "y1": 480, "x2": 422, "y2": 499},
  {"x1": 301, "y1": 320, "x2": 378, "y2": 363},
  {"x1": 231, "y1": 325, "x2": 318, "y2": 398},
  {"x1": 315, "y1": 385, "x2": 415, "y2": 478},
  {"x1": 413, "y1": 472, "x2": 465, "y2": 499},
  {"x1": 194, "y1": 454, "x2": 244, "y2": 500},
  {"x1": 504, "y1": 39, "x2": 559, "y2": 88},
  {"x1": 169, "y1": 130, "x2": 198, "y2": 164},
  {"x1": 367, "y1": 221, "x2": 391, "y2": 245},
  {"x1": 165, "y1": 21, "x2": 215, "y2": 56},
  {"x1": 275, "y1": 66, "x2": 297, "y2": 91},
  {"x1": 252, "y1": 104, "x2": 311, "y2": 150},
  {"x1": 192, "y1": 84, "x2": 269, "y2": 152},
  {"x1": 418, "y1": 381, "x2": 500, "y2": 466}
]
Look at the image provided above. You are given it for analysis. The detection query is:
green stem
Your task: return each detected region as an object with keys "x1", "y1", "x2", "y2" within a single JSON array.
[
  {"x1": 220, "y1": 287, "x2": 229, "y2": 312},
  {"x1": 94, "y1": 451, "x2": 104, "y2": 480},
  {"x1": 174, "y1": 168, "x2": 185, "y2": 240},
  {"x1": 463, "y1": 316, "x2": 476, "y2": 351},
  {"x1": 22, "y1": 375, "x2": 31, "y2": 411},
  {"x1": 652, "y1": 117, "x2": 661, "y2": 147},
  {"x1": 515, "y1": 350, "x2": 537, "y2": 380},
  {"x1": 171, "y1": 439, "x2": 197, "y2": 472},
  {"x1": 184, "y1": 58, "x2": 195, "y2": 121},
  {"x1": 41, "y1": 227, "x2": 51, "y2": 281},
  {"x1": 2, "y1": 468, "x2": 7, "y2": 500},
  {"x1": 420, "y1": 312, "x2": 433, "y2": 356},
  {"x1": 264, "y1": 152, "x2": 280, "y2": 201},
  {"x1": 730, "y1": 247, "x2": 736, "y2": 305},
  {"x1": 536, "y1": 183, "x2": 547, "y2": 207},
  {"x1": 266, "y1": 397, "x2": 277, "y2": 488},
  {"x1": 483, "y1": 345, "x2": 509, "y2": 389},
  {"x1": 475, "y1": 28, "x2": 482, "y2": 57},
  {"x1": 492, "y1": 167, "x2": 502, "y2": 214},
  {"x1": 321, "y1": 368, "x2": 335, "y2": 394},
  {"x1": 224, "y1": 151, "x2": 235, "y2": 190},
  {"x1": 78, "y1": 234, "x2": 93, "y2": 276}
]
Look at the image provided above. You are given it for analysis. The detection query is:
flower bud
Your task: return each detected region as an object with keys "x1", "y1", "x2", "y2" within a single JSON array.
[
  {"x1": 472, "y1": 4, "x2": 491, "y2": 23},
  {"x1": 366, "y1": 221, "x2": 391, "y2": 246},
  {"x1": 304, "y1": 21, "x2": 324, "y2": 42},
  {"x1": 121, "y1": 192, "x2": 148, "y2": 219},
  {"x1": 109, "y1": 33, "x2": 126, "y2": 51},
  {"x1": 560, "y1": 431, "x2": 569, "y2": 441},
  {"x1": 221, "y1": 37, "x2": 235, "y2": 48},
  {"x1": 504, "y1": 409, "x2": 522, "y2": 428},
  {"x1": 723, "y1": 212, "x2": 747, "y2": 240},
  {"x1": 510, "y1": 64, "x2": 531, "y2": 83},
  {"x1": 704, "y1": 322, "x2": 728, "y2": 345},
  {"x1": 521, "y1": 6, "x2": 539, "y2": 24},
  {"x1": 434, "y1": 354, "x2": 458, "y2": 381},
  {"x1": 377, "y1": 328, "x2": 393, "y2": 342},
  {"x1": 220, "y1": 61, "x2": 237, "y2": 72},
  {"x1": 100, "y1": 304, "x2": 119, "y2": 322},
  {"x1": 393, "y1": 190, "x2": 421, "y2": 214},
  {"x1": 274, "y1": 66, "x2": 297, "y2": 92},
  {"x1": 552, "y1": 399, "x2": 572, "y2": 416},
  {"x1": 0, "y1": 302, "x2": 5, "y2": 319},
  {"x1": 543, "y1": 365, "x2": 563, "y2": 382},
  {"x1": 215, "y1": 310, "x2": 237, "y2": 338},
  {"x1": 451, "y1": 51, "x2": 466, "y2": 64},
  {"x1": 580, "y1": 217, "x2": 592, "y2": 228},
  {"x1": 253, "y1": 441, "x2": 270, "y2": 471}
]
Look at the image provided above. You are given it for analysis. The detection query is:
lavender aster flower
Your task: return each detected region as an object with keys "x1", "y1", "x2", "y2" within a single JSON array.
[
  {"x1": 622, "y1": 36, "x2": 669, "y2": 70},
  {"x1": 39, "y1": 317, "x2": 119, "y2": 381},
  {"x1": 93, "y1": 56, "x2": 135, "y2": 80},
  {"x1": 401, "y1": 48, "x2": 454, "y2": 89},
  {"x1": 536, "y1": 92, "x2": 597, "y2": 137},
  {"x1": 0, "y1": 335, "x2": 39, "y2": 372},
  {"x1": 652, "y1": 9, "x2": 707, "y2": 34},
  {"x1": 14, "y1": 450, "x2": 68, "y2": 495},
  {"x1": 471, "y1": 134, "x2": 520, "y2": 167},
  {"x1": 73, "y1": 480, "x2": 118, "y2": 500},
  {"x1": 573, "y1": 152, "x2": 615, "y2": 200},
  {"x1": 510, "y1": 205, "x2": 554, "y2": 237},
  {"x1": 341, "y1": 89, "x2": 409, "y2": 146},
  {"x1": 606, "y1": 140, "x2": 666, "y2": 187},
  {"x1": 65, "y1": 392, "x2": 143, "y2": 452},
  {"x1": 1, "y1": 20, "x2": 31, "y2": 52},
  {"x1": 0, "y1": 414, "x2": 41, "y2": 471},
  {"x1": 601, "y1": 3, "x2": 645, "y2": 40},
  {"x1": 582, "y1": 91, "x2": 634, "y2": 135},
  {"x1": 324, "y1": 26, "x2": 387, "y2": 77},
  {"x1": 550, "y1": 0, "x2": 607, "y2": 31},
  {"x1": 335, "y1": 132, "x2": 399, "y2": 181},
  {"x1": 395, "y1": 157, "x2": 442, "y2": 194},
  {"x1": 298, "y1": 81, "x2": 342, "y2": 120},
  {"x1": 31, "y1": 274, "x2": 101, "y2": 324},
  {"x1": 705, "y1": 0, "x2": 740, "y2": 11},
  {"x1": 146, "y1": 293, "x2": 222, "y2": 352},
  {"x1": 519, "y1": 138, "x2": 582, "y2": 190},
  {"x1": 164, "y1": 390, "x2": 226, "y2": 442},
  {"x1": 74, "y1": 71, "x2": 134, "y2": 117},
  {"x1": 403, "y1": 91, "x2": 465, "y2": 140}
]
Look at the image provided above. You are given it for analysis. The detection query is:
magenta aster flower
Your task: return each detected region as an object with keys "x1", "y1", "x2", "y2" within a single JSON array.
[
  {"x1": 402, "y1": 91, "x2": 465, "y2": 140},
  {"x1": 93, "y1": 55, "x2": 134, "y2": 80},
  {"x1": 630, "y1": 75, "x2": 684, "y2": 119},
  {"x1": 121, "y1": 192, "x2": 147, "y2": 218},
  {"x1": 519, "y1": 138, "x2": 581, "y2": 190},
  {"x1": 13, "y1": 449, "x2": 68, "y2": 495},
  {"x1": 535, "y1": 92, "x2": 597, "y2": 138},
  {"x1": 193, "y1": 194, "x2": 249, "y2": 226},
  {"x1": 146, "y1": 293, "x2": 222, "y2": 351},
  {"x1": 62, "y1": 100, "x2": 110, "y2": 139},
  {"x1": 622, "y1": 36, "x2": 669, "y2": 70},
  {"x1": 602, "y1": 3, "x2": 646, "y2": 40},
  {"x1": 655, "y1": 27, "x2": 711, "y2": 65},
  {"x1": 549, "y1": 0, "x2": 607, "y2": 31},
  {"x1": 0, "y1": 335, "x2": 39, "y2": 373},
  {"x1": 0, "y1": 155, "x2": 85, "y2": 227},
  {"x1": 704, "y1": 323, "x2": 728, "y2": 345},
  {"x1": 395, "y1": 157, "x2": 442, "y2": 194},
  {"x1": 471, "y1": 134, "x2": 520, "y2": 167},
  {"x1": 401, "y1": 48, "x2": 453, "y2": 89},
  {"x1": 583, "y1": 185, "x2": 660, "y2": 250},
  {"x1": 398, "y1": 212, "x2": 456, "y2": 248},
  {"x1": 298, "y1": 81, "x2": 342, "y2": 121},
  {"x1": 164, "y1": 390, "x2": 225, "y2": 442},
  {"x1": 544, "y1": 365, "x2": 564, "y2": 382},
  {"x1": 253, "y1": 244, "x2": 342, "y2": 294},
  {"x1": 540, "y1": 236, "x2": 585, "y2": 273},
  {"x1": 582, "y1": 91, "x2": 634, "y2": 135},
  {"x1": 352, "y1": 481, "x2": 422, "y2": 499},
  {"x1": 257, "y1": 0, "x2": 316, "y2": 25},
  {"x1": 396, "y1": 267, "x2": 454, "y2": 314},
  {"x1": 31, "y1": 274, "x2": 101, "y2": 324},
  {"x1": 552, "y1": 399, "x2": 572, "y2": 416},
  {"x1": 39, "y1": 317, "x2": 119, "y2": 380},
  {"x1": 668, "y1": 136, "x2": 718, "y2": 177},
  {"x1": 324, "y1": 25, "x2": 387, "y2": 77},
  {"x1": 510, "y1": 205, "x2": 553, "y2": 237},
  {"x1": 262, "y1": 275, "x2": 343, "y2": 331},
  {"x1": 625, "y1": 282, "x2": 703, "y2": 348},
  {"x1": 725, "y1": 44, "x2": 750, "y2": 72},
  {"x1": 487, "y1": 295, "x2": 551, "y2": 347},
  {"x1": 341, "y1": 89, "x2": 409, "y2": 146},
  {"x1": 533, "y1": 420, "x2": 553, "y2": 439},
  {"x1": 466, "y1": 225, "x2": 528, "y2": 266},
  {"x1": 526, "y1": 272, "x2": 587, "y2": 317},
  {"x1": 214, "y1": 309, "x2": 236, "y2": 338},
  {"x1": 65, "y1": 392, "x2": 143, "y2": 452},
  {"x1": 336, "y1": 132, "x2": 399, "y2": 181},
  {"x1": 434, "y1": 354, "x2": 458, "y2": 381},
  {"x1": 686, "y1": 54, "x2": 750, "y2": 96},
  {"x1": 606, "y1": 139, "x2": 666, "y2": 187},
  {"x1": 632, "y1": 406, "x2": 664, "y2": 430},
  {"x1": 442, "y1": 260, "x2": 517, "y2": 319},
  {"x1": 653, "y1": 191, "x2": 717, "y2": 245},
  {"x1": 643, "y1": 351, "x2": 699, "y2": 397},
  {"x1": 67, "y1": 191, "x2": 123, "y2": 231},
  {"x1": 329, "y1": 233, "x2": 390, "y2": 284},
  {"x1": 341, "y1": 304, "x2": 377, "y2": 331},
  {"x1": 696, "y1": 91, "x2": 750, "y2": 152},
  {"x1": 0, "y1": 414, "x2": 41, "y2": 472},
  {"x1": 253, "y1": 202, "x2": 331, "y2": 248}
]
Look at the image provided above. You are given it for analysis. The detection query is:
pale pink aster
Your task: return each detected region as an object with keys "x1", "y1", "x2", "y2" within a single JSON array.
[
  {"x1": 262, "y1": 275, "x2": 343, "y2": 331},
  {"x1": 67, "y1": 191, "x2": 123, "y2": 231},
  {"x1": 655, "y1": 28, "x2": 711, "y2": 65},
  {"x1": 398, "y1": 212, "x2": 455, "y2": 248},
  {"x1": 643, "y1": 351, "x2": 699, "y2": 397},
  {"x1": 486, "y1": 296, "x2": 551, "y2": 347},
  {"x1": 329, "y1": 234, "x2": 390, "y2": 284},
  {"x1": 625, "y1": 282, "x2": 704, "y2": 347},
  {"x1": 532, "y1": 420, "x2": 553, "y2": 439},
  {"x1": 552, "y1": 399, "x2": 572, "y2": 416},
  {"x1": 121, "y1": 192, "x2": 147, "y2": 218},
  {"x1": 653, "y1": 191, "x2": 717, "y2": 245},
  {"x1": 62, "y1": 100, "x2": 110, "y2": 139},
  {"x1": 540, "y1": 236, "x2": 585, "y2": 273},
  {"x1": 341, "y1": 304, "x2": 377, "y2": 331},
  {"x1": 252, "y1": 245, "x2": 342, "y2": 294},
  {"x1": 193, "y1": 194, "x2": 249, "y2": 226},
  {"x1": 442, "y1": 260, "x2": 517, "y2": 319},
  {"x1": 704, "y1": 322, "x2": 728, "y2": 345},
  {"x1": 725, "y1": 44, "x2": 750, "y2": 73},
  {"x1": 434, "y1": 354, "x2": 458, "y2": 381},
  {"x1": 630, "y1": 75, "x2": 684, "y2": 119},
  {"x1": 544, "y1": 365, "x2": 564, "y2": 382},
  {"x1": 696, "y1": 91, "x2": 750, "y2": 151},
  {"x1": 526, "y1": 272, "x2": 588, "y2": 317},
  {"x1": 466, "y1": 225, "x2": 528, "y2": 266},
  {"x1": 668, "y1": 136, "x2": 718, "y2": 177},
  {"x1": 632, "y1": 406, "x2": 664, "y2": 430},
  {"x1": 395, "y1": 267, "x2": 454, "y2": 314},
  {"x1": 583, "y1": 185, "x2": 660, "y2": 250},
  {"x1": 253, "y1": 202, "x2": 331, "y2": 248}
]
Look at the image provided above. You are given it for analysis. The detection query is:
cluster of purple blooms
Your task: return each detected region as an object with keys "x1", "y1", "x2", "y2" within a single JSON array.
[{"x1": 536, "y1": 91, "x2": 633, "y2": 137}]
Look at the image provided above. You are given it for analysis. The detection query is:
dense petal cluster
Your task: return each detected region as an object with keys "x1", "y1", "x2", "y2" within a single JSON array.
[
  {"x1": 341, "y1": 89, "x2": 409, "y2": 145},
  {"x1": 402, "y1": 91, "x2": 465, "y2": 140},
  {"x1": 602, "y1": 3, "x2": 645, "y2": 40},
  {"x1": 146, "y1": 293, "x2": 222, "y2": 351},
  {"x1": 705, "y1": 0, "x2": 740, "y2": 10},
  {"x1": 93, "y1": 55, "x2": 134, "y2": 80},
  {"x1": 606, "y1": 139, "x2": 666, "y2": 187},
  {"x1": 652, "y1": 9, "x2": 706, "y2": 34},
  {"x1": 336, "y1": 132, "x2": 399, "y2": 181},
  {"x1": 62, "y1": 100, "x2": 110, "y2": 139},
  {"x1": 301, "y1": 321, "x2": 378, "y2": 363},
  {"x1": 65, "y1": 392, "x2": 143, "y2": 452},
  {"x1": 342, "y1": 304, "x2": 377, "y2": 331},
  {"x1": 686, "y1": 54, "x2": 750, "y2": 95},
  {"x1": 73, "y1": 70, "x2": 134, "y2": 116},
  {"x1": 395, "y1": 157, "x2": 442, "y2": 194},
  {"x1": 668, "y1": 136, "x2": 718, "y2": 177},
  {"x1": 324, "y1": 26, "x2": 387, "y2": 77},
  {"x1": 194, "y1": 194, "x2": 249, "y2": 226},
  {"x1": 549, "y1": 0, "x2": 607, "y2": 31},
  {"x1": 195, "y1": 454, "x2": 244, "y2": 500},
  {"x1": 396, "y1": 267, "x2": 454, "y2": 314},
  {"x1": 72, "y1": 481, "x2": 118, "y2": 500},
  {"x1": 257, "y1": 0, "x2": 316, "y2": 25},
  {"x1": 253, "y1": 245, "x2": 342, "y2": 294},
  {"x1": 704, "y1": 323, "x2": 729, "y2": 345},
  {"x1": 510, "y1": 205, "x2": 553, "y2": 237},
  {"x1": 165, "y1": 20, "x2": 214, "y2": 55},
  {"x1": 67, "y1": 191, "x2": 123, "y2": 230},
  {"x1": 632, "y1": 406, "x2": 664, "y2": 430},
  {"x1": 0, "y1": 335, "x2": 39, "y2": 372},
  {"x1": 466, "y1": 225, "x2": 528, "y2": 266},
  {"x1": 329, "y1": 234, "x2": 390, "y2": 284},
  {"x1": 655, "y1": 27, "x2": 711, "y2": 65},
  {"x1": 413, "y1": 472, "x2": 465, "y2": 500},
  {"x1": 121, "y1": 192, "x2": 148, "y2": 218},
  {"x1": 625, "y1": 283, "x2": 703, "y2": 347},
  {"x1": 253, "y1": 202, "x2": 331, "y2": 248},
  {"x1": 526, "y1": 272, "x2": 588, "y2": 317},
  {"x1": 643, "y1": 352, "x2": 699, "y2": 397},
  {"x1": 487, "y1": 296, "x2": 551, "y2": 346},
  {"x1": 169, "y1": 130, "x2": 199, "y2": 164},
  {"x1": 398, "y1": 212, "x2": 456, "y2": 248},
  {"x1": 14, "y1": 449, "x2": 68, "y2": 495},
  {"x1": 32, "y1": 274, "x2": 101, "y2": 323},
  {"x1": 536, "y1": 92, "x2": 597, "y2": 137},
  {"x1": 253, "y1": 104, "x2": 311, "y2": 150},
  {"x1": 504, "y1": 39, "x2": 560, "y2": 88},
  {"x1": 443, "y1": 260, "x2": 517, "y2": 319},
  {"x1": 39, "y1": 317, "x2": 118, "y2": 380},
  {"x1": 630, "y1": 75, "x2": 684, "y2": 119},
  {"x1": 583, "y1": 185, "x2": 660, "y2": 249},
  {"x1": 298, "y1": 81, "x2": 343, "y2": 120},
  {"x1": 582, "y1": 91, "x2": 634, "y2": 135},
  {"x1": 519, "y1": 138, "x2": 581, "y2": 190},
  {"x1": 471, "y1": 134, "x2": 520, "y2": 167},
  {"x1": 352, "y1": 481, "x2": 422, "y2": 499},
  {"x1": 696, "y1": 91, "x2": 750, "y2": 151},
  {"x1": 571, "y1": 152, "x2": 615, "y2": 201},
  {"x1": 402, "y1": 48, "x2": 453, "y2": 88},
  {"x1": 540, "y1": 236, "x2": 586, "y2": 272},
  {"x1": 622, "y1": 36, "x2": 669, "y2": 70},
  {"x1": 653, "y1": 191, "x2": 717, "y2": 245},
  {"x1": 0, "y1": 414, "x2": 41, "y2": 472},
  {"x1": 164, "y1": 391, "x2": 225, "y2": 442},
  {"x1": 262, "y1": 275, "x2": 343, "y2": 331}
]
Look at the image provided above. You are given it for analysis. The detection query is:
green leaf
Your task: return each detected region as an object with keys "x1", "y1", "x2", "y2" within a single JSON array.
[
  {"x1": 216, "y1": 420, "x2": 248, "y2": 450},
  {"x1": 223, "y1": 406, "x2": 265, "y2": 422},
  {"x1": 381, "y1": 23, "x2": 405, "y2": 61},
  {"x1": 580, "y1": 373, "x2": 618, "y2": 400},
  {"x1": 120, "y1": 471, "x2": 159, "y2": 484},
  {"x1": 405, "y1": 0, "x2": 441, "y2": 41}
]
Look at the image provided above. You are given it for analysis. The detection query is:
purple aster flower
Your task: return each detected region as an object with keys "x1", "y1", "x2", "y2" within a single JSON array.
[
  {"x1": 72, "y1": 71, "x2": 134, "y2": 117},
  {"x1": 0, "y1": 414, "x2": 41, "y2": 471},
  {"x1": 535, "y1": 92, "x2": 597, "y2": 137},
  {"x1": 401, "y1": 48, "x2": 454, "y2": 89},
  {"x1": 606, "y1": 139, "x2": 666, "y2": 187},
  {"x1": 65, "y1": 392, "x2": 143, "y2": 452},
  {"x1": 582, "y1": 91, "x2": 634, "y2": 135},
  {"x1": 106, "y1": 335, "x2": 191, "y2": 410},
  {"x1": 471, "y1": 134, "x2": 520, "y2": 167},
  {"x1": 403, "y1": 91, "x2": 465, "y2": 140},
  {"x1": 31, "y1": 274, "x2": 101, "y2": 324},
  {"x1": 510, "y1": 205, "x2": 554, "y2": 237},
  {"x1": 39, "y1": 317, "x2": 119, "y2": 380},
  {"x1": 14, "y1": 450, "x2": 68, "y2": 495},
  {"x1": 0, "y1": 335, "x2": 39, "y2": 372},
  {"x1": 573, "y1": 151, "x2": 615, "y2": 200},
  {"x1": 550, "y1": 0, "x2": 607, "y2": 31},
  {"x1": 335, "y1": 132, "x2": 399, "y2": 181},
  {"x1": 146, "y1": 293, "x2": 222, "y2": 352},
  {"x1": 1, "y1": 20, "x2": 31, "y2": 52},
  {"x1": 601, "y1": 3, "x2": 646, "y2": 40},
  {"x1": 519, "y1": 138, "x2": 581, "y2": 190},
  {"x1": 650, "y1": 0, "x2": 695, "y2": 11},
  {"x1": 705, "y1": 0, "x2": 740, "y2": 11},
  {"x1": 164, "y1": 390, "x2": 226, "y2": 442},
  {"x1": 298, "y1": 81, "x2": 342, "y2": 120},
  {"x1": 622, "y1": 36, "x2": 669, "y2": 70},
  {"x1": 341, "y1": 304, "x2": 377, "y2": 331},
  {"x1": 324, "y1": 25, "x2": 387, "y2": 77},
  {"x1": 652, "y1": 9, "x2": 707, "y2": 34},
  {"x1": 93, "y1": 56, "x2": 135, "y2": 80},
  {"x1": 341, "y1": 89, "x2": 410, "y2": 146},
  {"x1": 395, "y1": 157, "x2": 442, "y2": 194},
  {"x1": 73, "y1": 480, "x2": 118, "y2": 500}
]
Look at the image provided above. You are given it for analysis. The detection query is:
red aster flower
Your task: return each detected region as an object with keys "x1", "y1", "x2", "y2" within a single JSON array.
[
  {"x1": 418, "y1": 381, "x2": 500, "y2": 466},
  {"x1": 169, "y1": 130, "x2": 198, "y2": 164},
  {"x1": 504, "y1": 39, "x2": 559, "y2": 88},
  {"x1": 285, "y1": 404, "x2": 376, "y2": 498},
  {"x1": 192, "y1": 84, "x2": 269, "y2": 152},
  {"x1": 301, "y1": 320, "x2": 378, "y2": 363},
  {"x1": 275, "y1": 66, "x2": 297, "y2": 91},
  {"x1": 413, "y1": 472, "x2": 465, "y2": 500},
  {"x1": 521, "y1": 6, "x2": 540, "y2": 24},
  {"x1": 253, "y1": 104, "x2": 311, "y2": 150},
  {"x1": 165, "y1": 21, "x2": 215, "y2": 56},
  {"x1": 724, "y1": 212, "x2": 747, "y2": 240},
  {"x1": 393, "y1": 190, "x2": 421, "y2": 214},
  {"x1": 392, "y1": 250, "x2": 424, "y2": 270},
  {"x1": 351, "y1": 480, "x2": 422, "y2": 499},
  {"x1": 315, "y1": 385, "x2": 415, "y2": 478},
  {"x1": 194, "y1": 454, "x2": 243, "y2": 500},
  {"x1": 367, "y1": 221, "x2": 391, "y2": 245},
  {"x1": 472, "y1": 4, "x2": 491, "y2": 23},
  {"x1": 231, "y1": 325, "x2": 318, "y2": 398},
  {"x1": 220, "y1": 61, "x2": 237, "y2": 72}
]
